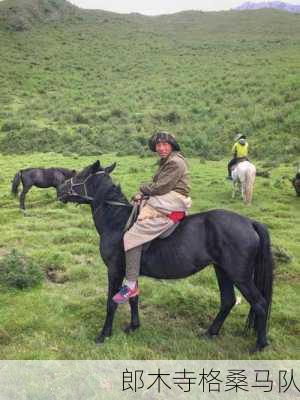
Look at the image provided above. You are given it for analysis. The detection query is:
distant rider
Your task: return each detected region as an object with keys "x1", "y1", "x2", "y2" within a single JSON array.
[{"x1": 227, "y1": 134, "x2": 249, "y2": 180}]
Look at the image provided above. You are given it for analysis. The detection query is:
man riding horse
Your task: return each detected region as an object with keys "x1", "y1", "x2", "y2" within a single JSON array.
[
  {"x1": 58, "y1": 144, "x2": 273, "y2": 351},
  {"x1": 113, "y1": 131, "x2": 192, "y2": 303},
  {"x1": 227, "y1": 134, "x2": 249, "y2": 180}
]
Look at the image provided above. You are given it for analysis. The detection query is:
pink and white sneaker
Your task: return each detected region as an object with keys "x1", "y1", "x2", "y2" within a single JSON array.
[{"x1": 112, "y1": 285, "x2": 140, "y2": 304}]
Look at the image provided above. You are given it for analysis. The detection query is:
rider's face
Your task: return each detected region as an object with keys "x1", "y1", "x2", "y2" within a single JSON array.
[{"x1": 155, "y1": 141, "x2": 173, "y2": 158}]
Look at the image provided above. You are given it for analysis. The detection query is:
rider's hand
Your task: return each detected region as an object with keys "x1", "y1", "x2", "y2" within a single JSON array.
[{"x1": 132, "y1": 192, "x2": 143, "y2": 203}]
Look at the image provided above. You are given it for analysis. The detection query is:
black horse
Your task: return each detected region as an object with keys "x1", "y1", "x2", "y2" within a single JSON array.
[
  {"x1": 58, "y1": 160, "x2": 274, "y2": 352},
  {"x1": 12, "y1": 167, "x2": 76, "y2": 210}
]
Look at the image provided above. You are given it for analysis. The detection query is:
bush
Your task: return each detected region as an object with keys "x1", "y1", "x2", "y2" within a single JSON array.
[
  {"x1": 164, "y1": 111, "x2": 181, "y2": 124},
  {"x1": 1, "y1": 120, "x2": 22, "y2": 132},
  {"x1": 111, "y1": 108, "x2": 126, "y2": 118},
  {"x1": 0, "y1": 249, "x2": 43, "y2": 289},
  {"x1": 73, "y1": 113, "x2": 89, "y2": 124},
  {"x1": 272, "y1": 245, "x2": 293, "y2": 264}
]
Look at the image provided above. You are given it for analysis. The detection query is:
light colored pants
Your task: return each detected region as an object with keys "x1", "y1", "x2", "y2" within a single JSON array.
[
  {"x1": 123, "y1": 191, "x2": 192, "y2": 280},
  {"x1": 124, "y1": 191, "x2": 191, "y2": 252}
]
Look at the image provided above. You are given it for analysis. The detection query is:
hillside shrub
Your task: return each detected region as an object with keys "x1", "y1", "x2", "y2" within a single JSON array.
[
  {"x1": 111, "y1": 108, "x2": 127, "y2": 118},
  {"x1": 272, "y1": 245, "x2": 293, "y2": 264},
  {"x1": 72, "y1": 112, "x2": 89, "y2": 124},
  {"x1": 1, "y1": 120, "x2": 22, "y2": 132},
  {"x1": 164, "y1": 111, "x2": 181, "y2": 124},
  {"x1": 0, "y1": 249, "x2": 43, "y2": 289}
]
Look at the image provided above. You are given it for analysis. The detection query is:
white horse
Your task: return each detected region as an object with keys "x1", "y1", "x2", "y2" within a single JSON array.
[{"x1": 232, "y1": 161, "x2": 256, "y2": 204}]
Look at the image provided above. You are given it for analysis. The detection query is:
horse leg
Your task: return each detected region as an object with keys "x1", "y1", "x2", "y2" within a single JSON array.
[
  {"x1": 124, "y1": 296, "x2": 140, "y2": 334},
  {"x1": 205, "y1": 267, "x2": 236, "y2": 337},
  {"x1": 232, "y1": 182, "x2": 236, "y2": 199},
  {"x1": 236, "y1": 281, "x2": 268, "y2": 352},
  {"x1": 20, "y1": 185, "x2": 30, "y2": 210},
  {"x1": 241, "y1": 181, "x2": 247, "y2": 203},
  {"x1": 95, "y1": 273, "x2": 123, "y2": 344},
  {"x1": 232, "y1": 181, "x2": 240, "y2": 199},
  {"x1": 240, "y1": 183, "x2": 244, "y2": 200}
]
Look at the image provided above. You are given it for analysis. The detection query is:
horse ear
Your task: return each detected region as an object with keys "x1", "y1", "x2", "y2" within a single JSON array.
[
  {"x1": 105, "y1": 162, "x2": 116, "y2": 175},
  {"x1": 91, "y1": 160, "x2": 101, "y2": 173}
]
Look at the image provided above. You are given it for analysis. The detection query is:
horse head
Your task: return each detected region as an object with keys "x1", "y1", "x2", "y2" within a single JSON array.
[{"x1": 57, "y1": 160, "x2": 116, "y2": 204}]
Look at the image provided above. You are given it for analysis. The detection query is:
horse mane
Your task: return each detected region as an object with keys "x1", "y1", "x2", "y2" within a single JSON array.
[
  {"x1": 93, "y1": 177, "x2": 132, "y2": 232},
  {"x1": 101, "y1": 181, "x2": 130, "y2": 205},
  {"x1": 92, "y1": 172, "x2": 130, "y2": 206}
]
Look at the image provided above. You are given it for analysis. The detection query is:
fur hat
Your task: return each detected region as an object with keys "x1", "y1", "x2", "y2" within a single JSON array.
[{"x1": 148, "y1": 131, "x2": 180, "y2": 152}]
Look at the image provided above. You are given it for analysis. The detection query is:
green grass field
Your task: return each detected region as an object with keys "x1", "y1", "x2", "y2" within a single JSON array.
[{"x1": 0, "y1": 153, "x2": 299, "y2": 360}]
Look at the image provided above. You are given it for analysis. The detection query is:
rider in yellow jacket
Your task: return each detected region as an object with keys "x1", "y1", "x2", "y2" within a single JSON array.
[{"x1": 227, "y1": 134, "x2": 249, "y2": 179}]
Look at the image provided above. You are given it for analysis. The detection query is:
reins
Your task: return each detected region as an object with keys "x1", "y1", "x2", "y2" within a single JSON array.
[
  {"x1": 93, "y1": 199, "x2": 132, "y2": 224},
  {"x1": 94, "y1": 201, "x2": 138, "y2": 233}
]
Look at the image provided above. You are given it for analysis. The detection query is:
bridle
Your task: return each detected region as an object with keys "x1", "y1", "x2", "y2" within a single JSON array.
[
  {"x1": 64, "y1": 171, "x2": 106, "y2": 202},
  {"x1": 63, "y1": 170, "x2": 130, "y2": 208}
]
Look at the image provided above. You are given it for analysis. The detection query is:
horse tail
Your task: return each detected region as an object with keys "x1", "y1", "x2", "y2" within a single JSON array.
[
  {"x1": 11, "y1": 171, "x2": 22, "y2": 196},
  {"x1": 246, "y1": 221, "x2": 274, "y2": 332},
  {"x1": 244, "y1": 167, "x2": 255, "y2": 204}
]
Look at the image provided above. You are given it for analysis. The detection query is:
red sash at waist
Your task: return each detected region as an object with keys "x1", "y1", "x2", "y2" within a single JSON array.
[{"x1": 167, "y1": 211, "x2": 186, "y2": 222}]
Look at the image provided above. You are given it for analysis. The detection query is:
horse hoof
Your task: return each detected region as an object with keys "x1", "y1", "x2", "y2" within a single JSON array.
[
  {"x1": 249, "y1": 342, "x2": 269, "y2": 354},
  {"x1": 201, "y1": 330, "x2": 218, "y2": 340},
  {"x1": 124, "y1": 324, "x2": 140, "y2": 334},
  {"x1": 95, "y1": 334, "x2": 109, "y2": 345},
  {"x1": 95, "y1": 337, "x2": 105, "y2": 345},
  {"x1": 249, "y1": 346, "x2": 261, "y2": 354}
]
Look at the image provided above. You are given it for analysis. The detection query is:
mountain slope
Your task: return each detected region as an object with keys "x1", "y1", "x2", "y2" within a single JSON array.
[
  {"x1": 0, "y1": 1, "x2": 299, "y2": 159},
  {"x1": 0, "y1": 0, "x2": 80, "y2": 31},
  {"x1": 235, "y1": 1, "x2": 300, "y2": 13}
]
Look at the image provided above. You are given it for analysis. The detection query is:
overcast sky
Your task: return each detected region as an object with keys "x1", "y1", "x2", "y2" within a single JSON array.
[{"x1": 68, "y1": 0, "x2": 300, "y2": 14}]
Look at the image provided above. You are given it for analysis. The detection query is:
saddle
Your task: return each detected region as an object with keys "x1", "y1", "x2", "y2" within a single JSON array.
[
  {"x1": 124, "y1": 203, "x2": 184, "y2": 239},
  {"x1": 158, "y1": 221, "x2": 180, "y2": 239},
  {"x1": 231, "y1": 157, "x2": 249, "y2": 172},
  {"x1": 141, "y1": 222, "x2": 180, "y2": 253},
  {"x1": 235, "y1": 157, "x2": 248, "y2": 164}
]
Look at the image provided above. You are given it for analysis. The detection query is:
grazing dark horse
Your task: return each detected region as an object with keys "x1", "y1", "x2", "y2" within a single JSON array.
[
  {"x1": 58, "y1": 160, "x2": 274, "y2": 352},
  {"x1": 12, "y1": 167, "x2": 76, "y2": 210}
]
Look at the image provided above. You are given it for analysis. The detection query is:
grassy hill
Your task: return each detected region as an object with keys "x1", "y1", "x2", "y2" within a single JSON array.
[
  {"x1": 0, "y1": 0, "x2": 299, "y2": 159},
  {"x1": 0, "y1": 0, "x2": 79, "y2": 30}
]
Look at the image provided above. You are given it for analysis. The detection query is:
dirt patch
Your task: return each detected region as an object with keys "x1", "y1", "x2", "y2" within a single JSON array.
[
  {"x1": 0, "y1": 248, "x2": 9, "y2": 257},
  {"x1": 46, "y1": 268, "x2": 69, "y2": 284}
]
